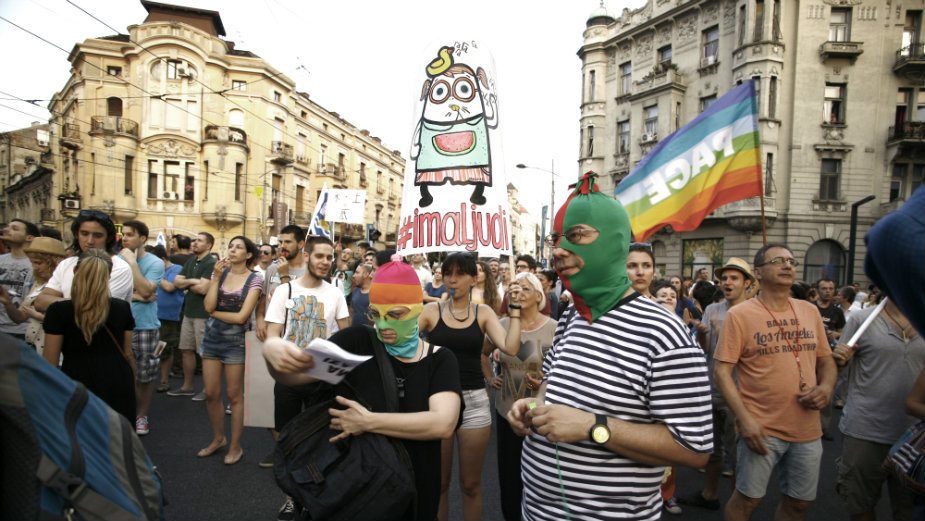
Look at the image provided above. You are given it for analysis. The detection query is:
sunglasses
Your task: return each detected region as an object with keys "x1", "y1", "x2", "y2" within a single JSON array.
[{"x1": 78, "y1": 209, "x2": 111, "y2": 221}]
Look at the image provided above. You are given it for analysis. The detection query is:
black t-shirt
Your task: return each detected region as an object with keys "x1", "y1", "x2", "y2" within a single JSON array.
[
  {"x1": 169, "y1": 252, "x2": 192, "y2": 266},
  {"x1": 816, "y1": 302, "x2": 846, "y2": 335},
  {"x1": 327, "y1": 326, "x2": 463, "y2": 521},
  {"x1": 43, "y1": 298, "x2": 136, "y2": 421}
]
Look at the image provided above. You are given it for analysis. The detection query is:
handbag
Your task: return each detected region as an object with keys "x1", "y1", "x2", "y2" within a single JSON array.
[
  {"x1": 273, "y1": 327, "x2": 416, "y2": 521},
  {"x1": 883, "y1": 420, "x2": 925, "y2": 496}
]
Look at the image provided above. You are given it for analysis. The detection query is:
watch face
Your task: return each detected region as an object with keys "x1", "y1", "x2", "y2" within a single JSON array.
[{"x1": 591, "y1": 425, "x2": 610, "y2": 444}]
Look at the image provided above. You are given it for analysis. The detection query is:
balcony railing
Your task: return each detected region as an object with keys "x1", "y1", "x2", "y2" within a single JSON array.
[
  {"x1": 204, "y1": 125, "x2": 247, "y2": 145},
  {"x1": 90, "y1": 116, "x2": 138, "y2": 137},
  {"x1": 41, "y1": 208, "x2": 56, "y2": 222},
  {"x1": 61, "y1": 123, "x2": 81, "y2": 141},
  {"x1": 895, "y1": 44, "x2": 925, "y2": 76},
  {"x1": 819, "y1": 41, "x2": 863, "y2": 61},
  {"x1": 269, "y1": 141, "x2": 294, "y2": 164},
  {"x1": 631, "y1": 66, "x2": 686, "y2": 99},
  {"x1": 888, "y1": 121, "x2": 925, "y2": 144}
]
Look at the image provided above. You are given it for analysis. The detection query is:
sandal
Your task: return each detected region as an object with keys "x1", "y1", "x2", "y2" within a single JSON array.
[
  {"x1": 196, "y1": 439, "x2": 227, "y2": 458},
  {"x1": 224, "y1": 449, "x2": 244, "y2": 465},
  {"x1": 156, "y1": 382, "x2": 170, "y2": 393}
]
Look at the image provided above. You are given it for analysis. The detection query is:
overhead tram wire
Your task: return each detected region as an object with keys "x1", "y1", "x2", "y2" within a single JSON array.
[{"x1": 0, "y1": 15, "x2": 319, "y2": 171}]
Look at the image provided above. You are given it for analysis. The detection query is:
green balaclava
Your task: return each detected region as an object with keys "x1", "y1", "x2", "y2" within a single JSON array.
[{"x1": 553, "y1": 171, "x2": 633, "y2": 322}]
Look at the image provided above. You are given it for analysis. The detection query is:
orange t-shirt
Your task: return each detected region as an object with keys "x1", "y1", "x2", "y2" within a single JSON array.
[{"x1": 714, "y1": 297, "x2": 832, "y2": 442}]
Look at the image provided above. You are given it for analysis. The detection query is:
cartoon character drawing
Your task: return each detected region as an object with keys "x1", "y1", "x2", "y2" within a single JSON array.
[
  {"x1": 411, "y1": 45, "x2": 498, "y2": 208},
  {"x1": 284, "y1": 295, "x2": 327, "y2": 347}
]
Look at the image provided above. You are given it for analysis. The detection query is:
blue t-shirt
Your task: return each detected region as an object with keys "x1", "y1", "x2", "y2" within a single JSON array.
[
  {"x1": 131, "y1": 253, "x2": 165, "y2": 330},
  {"x1": 424, "y1": 283, "x2": 446, "y2": 300},
  {"x1": 350, "y1": 287, "x2": 371, "y2": 328},
  {"x1": 157, "y1": 264, "x2": 184, "y2": 322}
]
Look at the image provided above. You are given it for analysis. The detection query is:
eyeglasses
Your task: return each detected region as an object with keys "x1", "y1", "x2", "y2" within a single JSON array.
[
  {"x1": 515, "y1": 263, "x2": 530, "y2": 270},
  {"x1": 78, "y1": 209, "x2": 111, "y2": 221},
  {"x1": 260, "y1": 250, "x2": 272, "y2": 255},
  {"x1": 757, "y1": 256, "x2": 799, "y2": 267},
  {"x1": 545, "y1": 228, "x2": 599, "y2": 246},
  {"x1": 366, "y1": 307, "x2": 410, "y2": 321}
]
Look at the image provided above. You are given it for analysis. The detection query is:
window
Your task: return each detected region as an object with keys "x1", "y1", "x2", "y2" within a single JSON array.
[
  {"x1": 337, "y1": 152, "x2": 346, "y2": 173},
  {"x1": 588, "y1": 70, "x2": 596, "y2": 101},
  {"x1": 586, "y1": 125, "x2": 594, "y2": 156},
  {"x1": 273, "y1": 91, "x2": 282, "y2": 103},
  {"x1": 675, "y1": 101, "x2": 682, "y2": 131},
  {"x1": 360, "y1": 162, "x2": 367, "y2": 183},
  {"x1": 377, "y1": 170, "x2": 383, "y2": 193},
  {"x1": 296, "y1": 185, "x2": 305, "y2": 213},
  {"x1": 769, "y1": 76, "x2": 778, "y2": 118},
  {"x1": 753, "y1": 76, "x2": 762, "y2": 115},
  {"x1": 147, "y1": 160, "x2": 157, "y2": 198},
  {"x1": 658, "y1": 45, "x2": 672, "y2": 68},
  {"x1": 617, "y1": 120, "x2": 630, "y2": 154},
  {"x1": 203, "y1": 160, "x2": 209, "y2": 200},
  {"x1": 772, "y1": 0, "x2": 782, "y2": 40},
  {"x1": 234, "y1": 163, "x2": 243, "y2": 201},
  {"x1": 300, "y1": 110, "x2": 308, "y2": 119},
  {"x1": 644, "y1": 105, "x2": 658, "y2": 136},
  {"x1": 229, "y1": 109, "x2": 244, "y2": 127},
  {"x1": 754, "y1": 0, "x2": 765, "y2": 42},
  {"x1": 804, "y1": 240, "x2": 846, "y2": 285},
  {"x1": 897, "y1": 89, "x2": 912, "y2": 129},
  {"x1": 819, "y1": 158, "x2": 841, "y2": 200},
  {"x1": 765, "y1": 152, "x2": 774, "y2": 195},
  {"x1": 389, "y1": 178, "x2": 394, "y2": 199},
  {"x1": 124, "y1": 155, "x2": 134, "y2": 195},
  {"x1": 231, "y1": 80, "x2": 246, "y2": 91},
  {"x1": 917, "y1": 91, "x2": 925, "y2": 121},
  {"x1": 829, "y1": 8, "x2": 851, "y2": 42},
  {"x1": 700, "y1": 95, "x2": 717, "y2": 112},
  {"x1": 620, "y1": 62, "x2": 632, "y2": 96},
  {"x1": 319, "y1": 144, "x2": 327, "y2": 166},
  {"x1": 823, "y1": 84, "x2": 846, "y2": 124},
  {"x1": 891, "y1": 163, "x2": 925, "y2": 201},
  {"x1": 107, "y1": 66, "x2": 122, "y2": 76},
  {"x1": 184, "y1": 164, "x2": 194, "y2": 201},
  {"x1": 107, "y1": 97, "x2": 122, "y2": 118},
  {"x1": 738, "y1": 6, "x2": 747, "y2": 46},
  {"x1": 166, "y1": 60, "x2": 182, "y2": 80},
  {"x1": 272, "y1": 174, "x2": 281, "y2": 203},
  {"x1": 165, "y1": 98, "x2": 182, "y2": 129},
  {"x1": 703, "y1": 26, "x2": 720, "y2": 64},
  {"x1": 296, "y1": 131, "x2": 307, "y2": 159},
  {"x1": 164, "y1": 161, "x2": 181, "y2": 195},
  {"x1": 902, "y1": 11, "x2": 922, "y2": 55}
]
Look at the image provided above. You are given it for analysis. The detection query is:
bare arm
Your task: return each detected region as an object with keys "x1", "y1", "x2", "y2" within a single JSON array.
[
  {"x1": 189, "y1": 278, "x2": 211, "y2": 296},
  {"x1": 336, "y1": 317, "x2": 351, "y2": 331},
  {"x1": 906, "y1": 367, "x2": 925, "y2": 420},
  {"x1": 43, "y1": 333, "x2": 62, "y2": 366},
  {"x1": 211, "y1": 289, "x2": 262, "y2": 325},
  {"x1": 172, "y1": 274, "x2": 194, "y2": 289},
  {"x1": 330, "y1": 391, "x2": 460, "y2": 441},
  {"x1": 0, "y1": 287, "x2": 28, "y2": 323},
  {"x1": 121, "y1": 251, "x2": 156, "y2": 299},
  {"x1": 159, "y1": 277, "x2": 177, "y2": 292},
  {"x1": 263, "y1": 336, "x2": 317, "y2": 386},
  {"x1": 715, "y1": 360, "x2": 768, "y2": 455},
  {"x1": 480, "y1": 304, "x2": 521, "y2": 356},
  {"x1": 123, "y1": 329, "x2": 137, "y2": 376},
  {"x1": 34, "y1": 287, "x2": 64, "y2": 313}
]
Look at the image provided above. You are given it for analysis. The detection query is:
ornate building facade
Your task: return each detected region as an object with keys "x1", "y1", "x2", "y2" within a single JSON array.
[
  {"x1": 580, "y1": 0, "x2": 924, "y2": 284},
  {"x1": 1, "y1": 123, "x2": 53, "y2": 226},
  {"x1": 44, "y1": 1, "x2": 403, "y2": 250}
]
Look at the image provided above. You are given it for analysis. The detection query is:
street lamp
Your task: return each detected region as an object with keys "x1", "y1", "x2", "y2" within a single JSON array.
[{"x1": 516, "y1": 161, "x2": 558, "y2": 265}]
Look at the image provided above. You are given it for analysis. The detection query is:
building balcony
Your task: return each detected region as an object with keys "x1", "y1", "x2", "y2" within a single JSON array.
[
  {"x1": 719, "y1": 196, "x2": 778, "y2": 232},
  {"x1": 819, "y1": 41, "x2": 863, "y2": 62},
  {"x1": 317, "y1": 163, "x2": 346, "y2": 180},
  {"x1": 894, "y1": 44, "x2": 925, "y2": 78},
  {"x1": 292, "y1": 211, "x2": 311, "y2": 226},
  {"x1": 629, "y1": 66, "x2": 687, "y2": 101},
  {"x1": 40, "y1": 208, "x2": 56, "y2": 222},
  {"x1": 203, "y1": 125, "x2": 247, "y2": 148},
  {"x1": 887, "y1": 122, "x2": 925, "y2": 146},
  {"x1": 60, "y1": 123, "x2": 82, "y2": 149},
  {"x1": 269, "y1": 141, "x2": 294, "y2": 164},
  {"x1": 90, "y1": 116, "x2": 138, "y2": 138}
]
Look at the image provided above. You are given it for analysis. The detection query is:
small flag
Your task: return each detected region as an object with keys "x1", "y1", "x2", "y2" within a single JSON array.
[
  {"x1": 308, "y1": 184, "x2": 332, "y2": 238},
  {"x1": 614, "y1": 81, "x2": 763, "y2": 241}
]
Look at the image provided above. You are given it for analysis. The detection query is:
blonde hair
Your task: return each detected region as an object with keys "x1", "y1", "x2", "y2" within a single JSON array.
[
  {"x1": 72, "y1": 249, "x2": 112, "y2": 344},
  {"x1": 512, "y1": 272, "x2": 546, "y2": 309},
  {"x1": 25, "y1": 252, "x2": 63, "y2": 284}
]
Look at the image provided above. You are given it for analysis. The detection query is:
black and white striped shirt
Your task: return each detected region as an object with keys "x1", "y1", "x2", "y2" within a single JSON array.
[{"x1": 522, "y1": 293, "x2": 713, "y2": 521}]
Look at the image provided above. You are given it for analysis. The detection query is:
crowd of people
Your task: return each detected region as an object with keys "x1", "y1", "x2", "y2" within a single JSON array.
[{"x1": 2, "y1": 180, "x2": 924, "y2": 521}]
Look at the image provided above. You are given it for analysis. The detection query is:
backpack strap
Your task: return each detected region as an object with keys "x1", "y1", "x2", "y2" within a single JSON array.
[
  {"x1": 365, "y1": 326, "x2": 401, "y2": 413},
  {"x1": 36, "y1": 456, "x2": 140, "y2": 521},
  {"x1": 281, "y1": 282, "x2": 292, "y2": 335}
]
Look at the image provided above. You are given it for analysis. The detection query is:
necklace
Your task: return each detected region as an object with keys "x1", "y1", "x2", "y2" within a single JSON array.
[
  {"x1": 395, "y1": 341, "x2": 427, "y2": 399},
  {"x1": 756, "y1": 297, "x2": 807, "y2": 392},
  {"x1": 447, "y1": 292, "x2": 472, "y2": 322},
  {"x1": 883, "y1": 308, "x2": 915, "y2": 342}
]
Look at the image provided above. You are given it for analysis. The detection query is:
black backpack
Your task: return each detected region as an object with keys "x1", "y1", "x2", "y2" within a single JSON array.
[{"x1": 273, "y1": 327, "x2": 416, "y2": 521}]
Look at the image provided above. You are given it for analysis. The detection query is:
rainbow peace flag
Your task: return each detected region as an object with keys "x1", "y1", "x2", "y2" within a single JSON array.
[{"x1": 614, "y1": 81, "x2": 763, "y2": 241}]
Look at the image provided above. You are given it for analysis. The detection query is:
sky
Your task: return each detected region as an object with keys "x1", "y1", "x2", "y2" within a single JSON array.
[{"x1": 0, "y1": 0, "x2": 635, "y2": 227}]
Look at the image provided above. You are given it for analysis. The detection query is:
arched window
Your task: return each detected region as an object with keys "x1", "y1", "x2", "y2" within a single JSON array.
[
  {"x1": 107, "y1": 97, "x2": 123, "y2": 117},
  {"x1": 228, "y1": 109, "x2": 244, "y2": 128},
  {"x1": 804, "y1": 239, "x2": 845, "y2": 285}
]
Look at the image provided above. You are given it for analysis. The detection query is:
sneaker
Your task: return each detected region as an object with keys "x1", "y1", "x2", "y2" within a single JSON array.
[
  {"x1": 225, "y1": 403, "x2": 232, "y2": 415},
  {"x1": 135, "y1": 416, "x2": 150, "y2": 436},
  {"x1": 259, "y1": 452, "x2": 275, "y2": 469},
  {"x1": 722, "y1": 468, "x2": 734, "y2": 477},
  {"x1": 277, "y1": 497, "x2": 296, "y2": 521},
  {"x1": 166, "y1": 387, "x2": 194, "y2": 397},
  {"x1": 834, "y1": 398, "x2": 845, "y2": 409},
  {"x1": 192, "y1": 391, "x2": 206, "y2": 402},
  {"x1": 677, "y1": 492, "x2": 720, "y2": 510},
  {"x1": 663, "y1": 497, "x2": 683, "y2": 515}
]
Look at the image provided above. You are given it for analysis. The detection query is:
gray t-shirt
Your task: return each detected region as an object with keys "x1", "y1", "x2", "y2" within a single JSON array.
[
  {"x1": 263, "y1": 262, "x2": 307, "y2": 307},
  {"x1": 839, "y1": 306, "x2": 925, "y2": 444},
  {"x1": 702, "y1": 300, "x2": 731, "y2": 402},
  {"x1": 0, "y1": 253, "x2": 33, "y2": 334}
]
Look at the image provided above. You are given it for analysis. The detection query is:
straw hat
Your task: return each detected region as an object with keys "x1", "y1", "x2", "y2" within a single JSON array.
[
  {"x1": 24, "y1": 237, "x2": 67, "y2": 258},
  {"x1": 714, "y1": 257, "x2": 755, "y2": 281}
]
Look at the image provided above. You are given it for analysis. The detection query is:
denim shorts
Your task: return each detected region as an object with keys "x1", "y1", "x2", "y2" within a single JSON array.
[
  {"x1": 199, "y1": 317, "x2": 245, "y2": 365},
  {"x1": 735, "y1": 435, "x2": 822, "y2": 500},
  {"x1": 460, "y1": 388, "x2": 491, "y2": 429}
]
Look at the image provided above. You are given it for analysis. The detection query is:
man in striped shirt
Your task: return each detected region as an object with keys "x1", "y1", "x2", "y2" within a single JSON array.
[{"x1": 508, "y1": 172, "x2": 713, "y2": 521}]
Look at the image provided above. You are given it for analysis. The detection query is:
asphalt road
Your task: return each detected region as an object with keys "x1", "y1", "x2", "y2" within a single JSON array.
[{"x1": 142, "y1": 376, "x2": 890, "y2": 520}]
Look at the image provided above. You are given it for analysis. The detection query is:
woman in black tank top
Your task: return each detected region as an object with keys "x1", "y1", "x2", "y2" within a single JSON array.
[{"x1": 418, "y1": 253, "x2": 521, "y2": 521}]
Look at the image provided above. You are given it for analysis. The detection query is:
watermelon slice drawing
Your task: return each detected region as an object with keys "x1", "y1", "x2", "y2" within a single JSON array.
[{"x1": 433, "y1": 131, "x2": 476, "y2": 156}]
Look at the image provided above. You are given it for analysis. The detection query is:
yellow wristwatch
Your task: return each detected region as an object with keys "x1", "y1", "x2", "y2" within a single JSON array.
[{"x1": 589, "y1": 414, "x2": 610, "y2": 445}]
